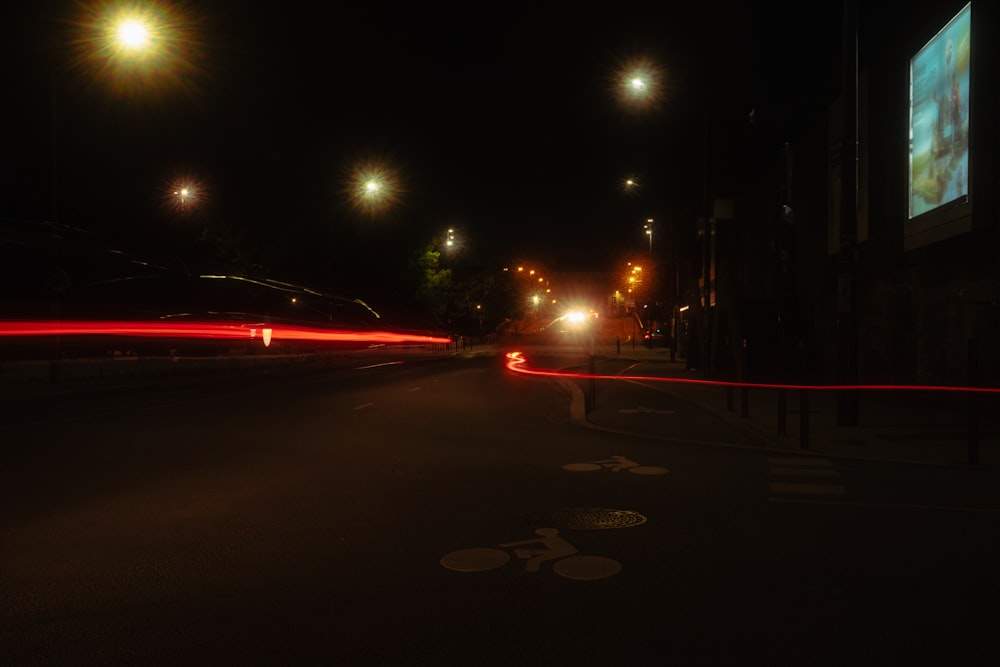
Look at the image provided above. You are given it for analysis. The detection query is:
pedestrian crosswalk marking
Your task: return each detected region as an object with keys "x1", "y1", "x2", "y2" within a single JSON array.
[{"x1": 768, "y1": 457, "x2": 845, "y2": 499}]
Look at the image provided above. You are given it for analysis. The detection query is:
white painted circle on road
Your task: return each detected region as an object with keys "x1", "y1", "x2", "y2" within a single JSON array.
[{"x1": 440, "y1": 548, "x2": 510, "y2": 572}]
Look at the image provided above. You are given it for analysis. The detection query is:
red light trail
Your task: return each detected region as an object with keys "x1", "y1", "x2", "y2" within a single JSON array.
[
  {"x1": 0, "y1": 320, "x2": 452, "y2": 346},
  {"x1": 505, "y1": 352, "x2": 1000, "y2": 396}
]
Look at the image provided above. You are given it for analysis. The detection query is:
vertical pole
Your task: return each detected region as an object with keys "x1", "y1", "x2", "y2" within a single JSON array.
[
  {"x1": 701, "y1": 110, "x2": 712, "y2": 377},
  {"x1": 588, "y1": 354, "x2": 597, "y2": 413},
  {"x1": 968, "y1": 338, "x2": 980, "y2": 464},
  {"x1": 778, "y1": 388, "x2": 787, "y2": 436},
  {"x1": 800, "y1": 389, "x2": 810, "y2": 450},
  {"x1": 49, "y1": 73, "x2": 63, "y2": 378},
  {"x1": 837, "y1": 0, "x2": 860, "y2": 426},
  {"x1": 740, "y1": 338, "x2": 749, "y2": 418}
]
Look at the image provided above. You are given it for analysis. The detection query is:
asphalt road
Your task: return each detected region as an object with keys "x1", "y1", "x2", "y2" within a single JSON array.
[{"x1": 3, "y1": 349, "x2": 1000, "y2": 665}]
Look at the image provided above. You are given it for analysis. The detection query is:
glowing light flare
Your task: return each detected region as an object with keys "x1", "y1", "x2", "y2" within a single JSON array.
[
  {"x1": 72, "y1": 1, "x2": 205, "y2": 100},
  {"x1": 504, "y1": 352, "x2": 1000, "y2": 396},
  {"x1": 347, "y1": 160, "x2": 402, "y2": 215},
  {"x1": 0, "y1": 320, "x2": 451, "y2": 346},
  {"x1": 116, "y1": 18, "x2": 150, "y2": 49},
  {"x1": 165, "y1": 176, "x2": 205, "y2": 213},
  {"x1": 612, "y1": 57, "x2": 667, "y2": 111}
]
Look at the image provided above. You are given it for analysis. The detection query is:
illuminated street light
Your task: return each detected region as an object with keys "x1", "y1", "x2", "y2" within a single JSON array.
[
  {"x1": 645, "y1": 218, "x2": 653, "y2": 256},
  {"x1": 348, "y1": 160, "x2": 401, "y2": 215},
  {"x1": 614, "y1": 58, "x2": 665, "y2": 110},
  {"x1": 116, "y1": 18, "x2": 151, "y2": 50},
  {"x1": 165, "y1": 176, "x2": 204, "y2": 214},
  {"x1": 71, "y1": 2, "x2": 202, "y2": 99}
]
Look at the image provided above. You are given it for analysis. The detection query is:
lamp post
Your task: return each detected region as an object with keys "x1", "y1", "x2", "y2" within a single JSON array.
[
  {"x1": 46, "y1": 6, "x2": 179, "y2": 370},
  {"x1": 617, "y1": 60, "x2": 714, "y2": 371}
]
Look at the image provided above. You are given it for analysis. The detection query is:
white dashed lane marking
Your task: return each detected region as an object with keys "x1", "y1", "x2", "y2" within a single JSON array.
[{"x1": 768, "y1": 457, "x2": 845, "y2": 498}]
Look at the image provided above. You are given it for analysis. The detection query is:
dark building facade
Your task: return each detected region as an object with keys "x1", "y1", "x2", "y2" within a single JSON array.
[{"x1": 702, "y1": 0, "x2": 998, "y2": 392}]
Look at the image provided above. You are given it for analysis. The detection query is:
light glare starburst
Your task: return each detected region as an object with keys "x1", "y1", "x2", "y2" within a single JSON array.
[
  {"x1": 347, "y1": 161, "x2": 402, "y2": 215},
  {"x1": 612, "y1": 57, "x2": 667, "y2": 111},
  {"x1": 71, "y1": 1, "x2": 205, "y2": 101},
  {"x1": 164, "y1": 176, "x2": 204, "y2": 213}
]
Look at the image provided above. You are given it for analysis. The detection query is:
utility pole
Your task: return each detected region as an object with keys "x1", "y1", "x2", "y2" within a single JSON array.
[{"x1": 837, "y1": 0, "x2": 860, "y2": 426}]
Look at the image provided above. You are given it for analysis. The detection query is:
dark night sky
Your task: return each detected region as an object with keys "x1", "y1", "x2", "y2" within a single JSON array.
[{"x1": 2, "y1": 1, "x2": 881, "y2": 290}]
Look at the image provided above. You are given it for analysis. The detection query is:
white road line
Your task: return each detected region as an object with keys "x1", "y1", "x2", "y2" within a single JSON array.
[
  {"x1": 353, "y1": 402, "x2": 375, "y2": 411},
  {"x1": 354, "y1": 361, "x2": 404, "y2": 370}
]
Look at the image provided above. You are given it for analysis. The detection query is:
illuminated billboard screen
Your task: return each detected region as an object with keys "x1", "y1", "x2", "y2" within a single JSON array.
[{"x1": 908, "y1": 2, "x2": 971, "y2": 221}]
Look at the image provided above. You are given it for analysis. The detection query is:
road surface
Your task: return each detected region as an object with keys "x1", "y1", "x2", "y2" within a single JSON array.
[{"x1": 3, "y1": 349, "x2": 1000, "y2": 665}]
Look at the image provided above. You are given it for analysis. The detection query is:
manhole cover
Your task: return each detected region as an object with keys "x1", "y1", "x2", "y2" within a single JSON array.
[{"x1": 527, "y1": 508, "x2": 648, "y2": 530}]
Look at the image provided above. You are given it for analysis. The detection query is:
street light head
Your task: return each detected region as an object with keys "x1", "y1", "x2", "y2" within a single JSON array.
[
  {"x1": 116, "y1": 18, "x2": 151, "y2": 50},
  {"x1": 165, "y1": 175, "x2": 205, "y2": 214},
  {"x1": 72, "y1": 2, "x2": 204, "y2": 100},
  {"x1": 347, "y1": 159, "x2": 402, "y2": 215},
  {"x1": 612, "y1": 57, "x2": 666, "y2": 111}
]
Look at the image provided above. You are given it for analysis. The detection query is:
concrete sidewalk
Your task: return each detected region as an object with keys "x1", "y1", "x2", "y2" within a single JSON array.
[{"x1": 581, "y1": 343, "x2": 1000, "y2": 468}]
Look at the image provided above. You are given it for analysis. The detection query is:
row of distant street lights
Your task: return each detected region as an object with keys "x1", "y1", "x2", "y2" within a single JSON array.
[
  {"x1": 68, "y1": 4, "x2": 667, "y2": 291},
  {"x1": 617, "y1": 60, "x2": 669, "y2": 257},
  {"x1": 57, "y1": 4, "x2": 396, "y2": 222}
]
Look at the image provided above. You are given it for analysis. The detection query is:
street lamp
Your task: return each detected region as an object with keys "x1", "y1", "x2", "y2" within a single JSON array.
[
  {"x1": 73, "y1": 2, "x2": 199, "y2": 99},
  {"x1": 613, "y1": 56, "x2": 712, "y2": 367},
  {"x1": 615, "y1": 59, "x2": 665, "y2": 111},
  {"x1": 115, "y1": 18, "x2": 151, "y2": 51},
  {"x1": 348, "y1": 160, "x2": 401, "y2": 215},
  {"x1": 167, "y1": 177, "x2": 203, "y2": 214}
]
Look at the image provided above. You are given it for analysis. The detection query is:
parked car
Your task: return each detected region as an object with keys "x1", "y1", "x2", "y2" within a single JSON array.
[{"x1": 643, "y1": 327, "x2": 670, "y2": 348}]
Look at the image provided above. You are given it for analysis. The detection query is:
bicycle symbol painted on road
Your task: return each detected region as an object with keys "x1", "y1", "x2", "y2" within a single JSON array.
[
  {"x1": 440, "y1": 528, "x2": 622, "y2": 581},
  {"x1": 562, "y1": 455, "x2": 668, "y2": 475}
]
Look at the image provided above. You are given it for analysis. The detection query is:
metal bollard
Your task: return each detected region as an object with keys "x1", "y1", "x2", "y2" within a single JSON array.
[
  {"x1": 968, "y1": 338, "x2": 980, "y2": 464},
  {"x1": 588, "y1": 354, "x2": 597, "y2": 412},
  {"x1": 740, "y1": 338, "x2": 749, "y2": 418},
  {"x1": 800, "y1": 389, "x2": 810, "y2": 450},
  {"x1": 778, "y1": 388, "x2": 787, "y2": 436}
]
